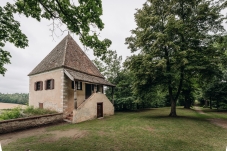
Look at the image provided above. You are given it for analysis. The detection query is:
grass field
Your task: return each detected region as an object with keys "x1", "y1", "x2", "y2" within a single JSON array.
[{"x1": 2, "y1": 107, "x2": 227, "y2": 151}]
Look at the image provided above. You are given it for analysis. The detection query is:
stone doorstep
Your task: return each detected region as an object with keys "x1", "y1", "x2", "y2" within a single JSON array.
[{"x1": 63, "y1": 119, "x2": 72, "y2": 123}]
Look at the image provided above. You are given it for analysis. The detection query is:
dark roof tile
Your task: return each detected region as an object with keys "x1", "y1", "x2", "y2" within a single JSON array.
[
  {"x1": 28, "y1": 34, "x2": 113, "y2": 86},
  {"x1": 28, "y1": 34, "x2": 103, "y2": 78}
]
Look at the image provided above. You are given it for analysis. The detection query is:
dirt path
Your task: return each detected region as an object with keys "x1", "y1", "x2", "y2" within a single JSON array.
[
  {"x1": 193, "y1": 106, "x2": 206, "y2": 114},
  {"x1": 208, "y1": 118, "x2": 227, "y2": 129},
  {"x1": 0, "y1": 123, "x2": 87, "y2": 147},
  {"x1": 193, "y1": 106, "x2": 227, "y2": 129}
]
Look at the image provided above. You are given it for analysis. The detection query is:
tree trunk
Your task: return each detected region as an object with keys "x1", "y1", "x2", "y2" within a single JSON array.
[
  {"x1": 184, "y1": 99, "x2": 191, "y2": 109},
  {"x1": 169, "y1": 99, "x2": 177, "y2": 116},
  {"x1": 217, "y1": 99, "x2": 219, "y2": 110},
  {"x1": 184, "y1": 94, "x2": 191, "y2": 109},
  {"x1": 210, "y1": 96, "x2": 212, "y2": 109},
  {"x1": 204, "y1": 100, "x2": 208, "y2": 108}
]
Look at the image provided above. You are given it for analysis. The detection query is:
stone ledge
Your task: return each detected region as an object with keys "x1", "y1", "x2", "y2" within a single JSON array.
[{"x1": 0, "y1": 113, "x2": 63, "y2": 134}]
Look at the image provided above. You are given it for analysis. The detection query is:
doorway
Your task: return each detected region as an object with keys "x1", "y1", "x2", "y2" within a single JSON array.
[
  {"x1": 85, "y1": 84, "x2": 92, "y2": 99},
  {"x1": 97, "y1": 102, "x2": 103, "y2": 118}
]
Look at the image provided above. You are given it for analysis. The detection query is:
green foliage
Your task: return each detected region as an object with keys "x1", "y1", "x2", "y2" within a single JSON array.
[
  {"x1": 204, "y1": 79, "x2": 227, "y2": 110},
  {"x1": 109, "y1": 70, "x2": 137, "y2": 110},
  {"x1": 93, "y1": 51, "x2": 136, "y2": 110},
  {"x1": 1, "y1": 0, "x2": 111, "y2": 75},
  {"x1": 93, "y1": 50, "x2": 122, "y2": 81},
  {"x1": 93, "y1": 50, "x2": 170, "y2": 110},
  {"x1": 0, "y1": 106, "x2": 57, "y2": 121},
  {"x1": 23, "y1": 106, "x2": 57, "y2": 116},
  {"x1": 0, "y1": 107, "x2": 22, "y2": 120},
  {"x1": 0, "y1": 93, "x2": 28, "y2": 105},
  {"x1": 199, "y1": 35, "x2": 227, "y2": 109},
  {"x1": 125, "y1": 0, "x2": 227, "y2": 116},
  {"x1": 0, "y1": 4, "x2": 28, "y2": 75}
]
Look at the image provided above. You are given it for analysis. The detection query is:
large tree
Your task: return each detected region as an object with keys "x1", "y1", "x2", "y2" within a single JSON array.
[
  {"x1": 0, "y1": 0, "x2": 111, "y2": 75},
  {"x1": 125, "y1": 0, "x2": 226, "y2": 116}
]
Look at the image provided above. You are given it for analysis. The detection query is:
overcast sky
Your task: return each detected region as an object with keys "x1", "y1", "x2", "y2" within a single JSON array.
[{"x1": 0, "y1": 0, "x2": 146, "y2": 93}]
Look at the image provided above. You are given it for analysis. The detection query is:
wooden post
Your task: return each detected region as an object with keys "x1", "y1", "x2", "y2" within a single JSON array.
[
  {"x1": 112, "y1": 87, "x2": 114, "y2": 105},
  {"x1": 94, "y1": 84, "x2": 97, "y2": 93},
  {"x1": 74, "y1": 80, "x2": 77, "y2": 109}
]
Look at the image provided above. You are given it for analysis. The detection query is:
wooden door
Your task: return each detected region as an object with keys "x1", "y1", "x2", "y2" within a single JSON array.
[
  {"x1": 39, "y1": 103, "x2": 43, "y2": 109},
  {"x1": 97, "y1": 103, "x2": 103, "y2": 118},
  {"x1": 85, "y1": 84, "x2": 92, "y2": 99}
]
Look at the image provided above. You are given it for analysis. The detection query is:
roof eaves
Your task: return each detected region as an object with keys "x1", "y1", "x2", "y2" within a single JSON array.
[
  {"x1": 62, "y1": 66, "x2": 105, "y2": 79},
  {"x1": 27, "y1": 67, "x2": 63, "y2": 76}
]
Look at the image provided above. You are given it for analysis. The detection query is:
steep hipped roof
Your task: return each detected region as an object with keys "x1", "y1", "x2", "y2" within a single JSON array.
[
  {"x1": 28, "y1": 34, "x2": 104, "y2": 78},
  {"x1": 28, "y1": 34, "x2": 114, "y2": 86}
]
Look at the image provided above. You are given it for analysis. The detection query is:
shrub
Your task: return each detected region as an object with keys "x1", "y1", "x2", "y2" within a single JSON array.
[
  {"x1": 23, "y1": 106, "x2": 57, "y2": 115},
  {"x1": 0, "y1": 107, "x2": 22, "y2": 120},
  {"x1": 0, "y1": 106, "x2": 57, "y2": 121}
]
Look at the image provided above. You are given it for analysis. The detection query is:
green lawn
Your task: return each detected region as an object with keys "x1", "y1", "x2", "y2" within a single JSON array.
[{"x1": 3, "y1": 107, "x2": 227, "y2": 151}]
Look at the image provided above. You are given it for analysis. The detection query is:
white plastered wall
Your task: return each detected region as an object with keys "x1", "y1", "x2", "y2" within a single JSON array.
[
  {"x1": 29, "y1": 68, "x2": 63, "y2": 112},
  {"x1": 72, "y1": 93, "x2": 114, "y2": 123}
]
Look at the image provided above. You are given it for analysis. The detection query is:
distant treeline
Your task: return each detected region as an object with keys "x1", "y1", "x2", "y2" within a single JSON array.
[{"x1": 0, "y1": 93, "x2": 29, "y2": 105}]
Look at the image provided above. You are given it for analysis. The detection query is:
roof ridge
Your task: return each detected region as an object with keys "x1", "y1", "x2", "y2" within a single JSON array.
[{"x1": 62, "y1": 34, "x2": 69, "y2": 65}]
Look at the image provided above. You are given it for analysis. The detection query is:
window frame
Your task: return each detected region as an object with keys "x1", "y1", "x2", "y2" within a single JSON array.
[
  {"x1": 34, "y1": 81, "x2": 43, "y2": 91},
  {"x1": 72, "y1": 81, "x2": 82, "y2": 90},
  {"x1": 45, "y1": 79, "x2": 54, "y2": 90},
  {"x1": 77, "y1": 81, "x2": 82, "y2": 90}
]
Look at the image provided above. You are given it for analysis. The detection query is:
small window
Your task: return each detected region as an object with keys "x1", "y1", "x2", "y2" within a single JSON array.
[
  {"x1": 77, "y1": 81, "x2": 82, "y2": 90},
  {"x1": 72, "y1": 81, "x2": 82, "y2": 90},
  {"x1": 46, "y1": 80, "x2": 51, "y2": 89},
  {"x1": 45, "y1": 79, "x2": 54, "y2": 90},
  {"x1": 34, "y1": 81, "x2": 43, "y2": 91}
]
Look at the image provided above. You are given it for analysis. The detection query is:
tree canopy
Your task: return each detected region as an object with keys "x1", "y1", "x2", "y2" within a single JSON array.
[
  {"x1": 125, "y1": 0, "x2": 227, "y2": 116},
  {"x1": 0, "y1": 0, "x2": 111, "y2": 75}
]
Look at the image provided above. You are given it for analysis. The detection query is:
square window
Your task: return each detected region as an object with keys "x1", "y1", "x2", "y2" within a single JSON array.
[
  {"x1": 72, "y1": 81, "x2": 82, "y2": 90},
  {"x1": 35, "y1": 81, "x2": 43, "y2": 91},
  {"x1": 37, "y1": 82, "x2": 41, "y2": 90},
  {"x1": 45, "y1": 79, "x2": 54, "y2": 90},
  {"x1": 46, "y1": 80, "x2": 51, "y2": 89}
]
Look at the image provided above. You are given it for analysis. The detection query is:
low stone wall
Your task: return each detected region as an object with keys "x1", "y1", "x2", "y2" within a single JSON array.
[{"x1": 0, "y1": 113, "x2": 63, "y2": 134}]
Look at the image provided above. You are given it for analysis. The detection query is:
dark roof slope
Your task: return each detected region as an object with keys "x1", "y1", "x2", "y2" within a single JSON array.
[
  {"x1": 28, "y1": 34, "x2": 104, "y2": 79},
  {"x1": 28, "y1": 35, "x2": 67, "y2": 76}
]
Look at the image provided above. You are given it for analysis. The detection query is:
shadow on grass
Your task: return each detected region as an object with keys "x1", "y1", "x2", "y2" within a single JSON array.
[
  {"x1": 141, "y1": 115, "x2": 209, "y2": 122},
  {"x1": 115, "y1": 108, "x2": 158, "y2": 113},
  {"x1": 203, "y1": 109, "x2": 227, "y2": 113}
]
